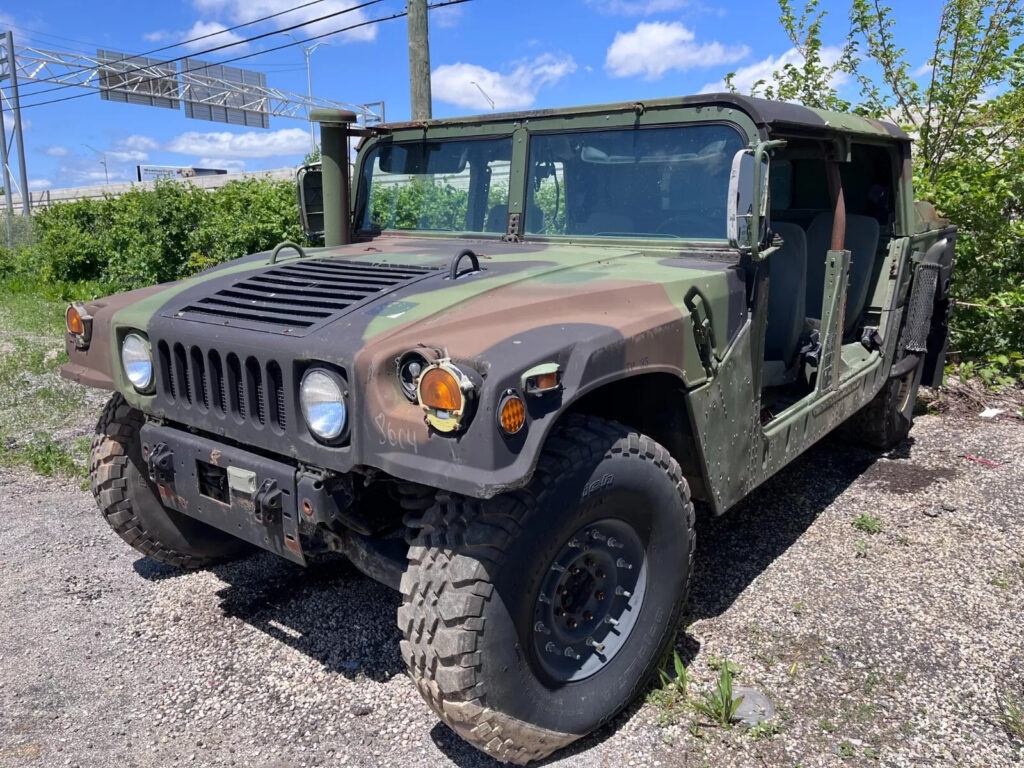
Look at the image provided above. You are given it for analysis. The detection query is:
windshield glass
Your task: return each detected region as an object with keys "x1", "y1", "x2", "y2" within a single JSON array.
[
  {"x1": 358, "y1": 137, "x2": 512, "y2": 233},
  {"x1": 526, "y1": 124, "x2": 745, "y2": 240}
]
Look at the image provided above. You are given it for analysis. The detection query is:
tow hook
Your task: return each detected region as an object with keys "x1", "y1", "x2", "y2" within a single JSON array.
[
  {"x1": 253, "y1": 479, "x2": 283, "y2": 526},
  {"x1": 146, "y1": 442, "x2": 175, "y2": 485}
]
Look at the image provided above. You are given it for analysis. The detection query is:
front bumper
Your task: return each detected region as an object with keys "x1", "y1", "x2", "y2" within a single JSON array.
[{"x1": 140, "y1": 421, "x2": 308, "y2": 564}]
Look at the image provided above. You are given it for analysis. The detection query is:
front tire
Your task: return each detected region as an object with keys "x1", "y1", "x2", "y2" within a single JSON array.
[
  {"x1": 90, "y1": 394, "x2": 250, "y2": 569},
  {"x1": 398, "y1": 415, "x2": 695, "y2": 764}
]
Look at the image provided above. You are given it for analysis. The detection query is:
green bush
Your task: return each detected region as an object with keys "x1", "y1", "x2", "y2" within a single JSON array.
[{"x1": 0, "y1": 177, "x2": 305, "y2": 291}]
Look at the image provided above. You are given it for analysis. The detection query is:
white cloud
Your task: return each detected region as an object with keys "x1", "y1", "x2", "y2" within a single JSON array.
[
  {"x1": 588, "y1": 0, "x2": 692, "y2": 15},
  {"x1": 197, "y1": 157, "x2": 247, "y2": 173},
  {"x1": 432, "y1": 4, "x2": 464, "y2": 28},
  {"x1": 143, "y1": 30, "x2": 170, "y2": 42},
  {"x1": 191, "y1": 0, "x2": 378, "y2": 43},
  {"x1": 121, "y1": 135, "x2": 160, "y2": 152},
  {"x1": 182, "y1": 21, "x2": 248, "y2": 51},
  {"x1": 912, "y1": 62, "x2": 933, "y2": 78},
  {"x1": 699, "y1": 45, "x2": 847, "y2": 94},
  {"x1": 44, "y1": 145, "x2": 69, "y2": 157},
  {"x1": 432, "y1": 54, "x2": 577, "y2": 110},
  {"x1": 28, "y1": 179, "x2": 52, "y2": 190},
  {"x1": 166, "y1": 128, "x2": 309, "y2": 158},
  {"x1": 107, "y1": 149, "x2": 150, "y2": 163},
  {"x1": 605, "y1": 21, "x2": 748, "y2": 80}
]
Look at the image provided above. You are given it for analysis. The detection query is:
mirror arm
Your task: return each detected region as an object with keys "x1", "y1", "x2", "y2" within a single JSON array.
[{"x1": 750, "y1": 140, "x2": 787, "y2": 260}]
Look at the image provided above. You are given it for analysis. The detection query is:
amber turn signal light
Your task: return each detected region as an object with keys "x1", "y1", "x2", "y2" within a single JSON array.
[
  {"x1": 499, "y1": 393, "x2": 526, "y2": 435},
  {"x1": 65, "y1": 303, "x2": 91, "y2": 349},
  {"x1": 66, "y1": 305, "x2": 85, "y2": 335},
  {"x1": 419, "y1": 367, "x2": 464, "y2": 413}
]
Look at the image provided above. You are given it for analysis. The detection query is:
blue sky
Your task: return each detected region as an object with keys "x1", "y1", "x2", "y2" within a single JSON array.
[{"x1": 2, "y1": 0, "x2": 947, "y2": 191}]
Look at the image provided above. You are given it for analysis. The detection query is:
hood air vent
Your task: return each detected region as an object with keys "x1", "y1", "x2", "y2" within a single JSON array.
[{"x1": 169, "y1": 259, "x2": 436, "y2": 335}]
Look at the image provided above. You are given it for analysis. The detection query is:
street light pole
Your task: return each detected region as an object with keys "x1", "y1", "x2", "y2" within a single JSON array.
[
  {"x1": 83, "y1": 144, "x2": 109, "y2": 185},
  {"x1": 287, "y1": 33, "x2": 329, "y2": 155}
]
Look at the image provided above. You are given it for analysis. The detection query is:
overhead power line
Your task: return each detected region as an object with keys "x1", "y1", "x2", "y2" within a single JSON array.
[
  {"x1": 11, "y1": 0, "x2": 470, "y2": 114},
  {"x1": 14, "y1": 0, "x2": 383, "y2": 101}
]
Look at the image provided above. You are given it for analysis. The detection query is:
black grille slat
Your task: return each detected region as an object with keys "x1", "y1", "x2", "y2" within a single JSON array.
[
  {"x1": 170, "y1": 259, "x2": 439, "y2": 335},
  {"x1": 181, "y1": 305, "x2": 319, "y2": 328},
  {"x1": 196, "y1": 296, "x2": 333, "y2": 319}
]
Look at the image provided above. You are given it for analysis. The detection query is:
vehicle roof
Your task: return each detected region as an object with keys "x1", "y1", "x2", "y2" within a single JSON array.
[{"x1": 380, "y1": 93, "x2": 910, "y2": 143}]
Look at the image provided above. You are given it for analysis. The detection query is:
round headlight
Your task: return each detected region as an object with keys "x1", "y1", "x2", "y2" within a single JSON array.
[
  {"x1": 121, "y1": 333, "x2": 153, "y2": 392},
  {"x1": 300, "y1": 369, "x2": 347, "y2": 441}
]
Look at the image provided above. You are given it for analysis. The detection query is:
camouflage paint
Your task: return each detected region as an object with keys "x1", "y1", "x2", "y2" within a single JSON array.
[{"x1": 61, "y1": 93, "x2": 940, "y2": 515}]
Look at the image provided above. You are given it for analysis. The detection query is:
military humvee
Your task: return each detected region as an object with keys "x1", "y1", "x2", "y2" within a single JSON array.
[{"x1": 62, "y1": 94, "x2": 955, "y2": 764}]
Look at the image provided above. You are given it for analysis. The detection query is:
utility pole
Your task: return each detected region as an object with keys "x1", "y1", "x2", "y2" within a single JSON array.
[
  {"x1": 406, "y1": 0, "x2": 432, "y2": 120},
  {"x1": 1, "y1": 30, "x2": 31, "y2": 215}
]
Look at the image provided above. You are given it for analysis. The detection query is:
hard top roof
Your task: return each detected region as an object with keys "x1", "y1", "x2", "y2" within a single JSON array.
[{"x1": 380, "y1": 93, "x2": 910, "y2": 143}]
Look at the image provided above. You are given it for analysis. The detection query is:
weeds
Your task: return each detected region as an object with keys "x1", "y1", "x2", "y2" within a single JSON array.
[
  {"x1": 998, "y1": 688, "x2": 1024, "y2": 741},
  {"x1": 0, "y1": 432, "x2": 86, "y2": 478},
  {"x1": 748, "y1": 719, "x2": 782, "y2": 740},
  {"x1": 707, "y1": 655, "x2": 741, "y2": 674},
  {"x1": 852, "y1": 513, "x2": 884, "y2": 533},
  {"x1": 692, "y1": 662, "x2": 743, "y2": 727}
]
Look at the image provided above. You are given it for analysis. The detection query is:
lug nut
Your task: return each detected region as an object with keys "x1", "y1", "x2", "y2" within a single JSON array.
[
  {"x1": 538, "y1": 594, "x2": 551, "y2": 604},
  {"x1": 556, "y1": 585, "x2": 565, "y2": 595},
  {"x1": 551, "y1": 563, "x2": 566, "y2": 573},
  {"x1": 604, "y1": 616, "x2": 619, "y2": 626},
  {"x1": 583, "y1": 611, "x2": 593, "y2": 621},
  {"x1": 608, "y1": 537, "x2": 623, "y2": 549},
  {"x1": 590, "y1": 529, "x2": 607, "y2": 541},
  {"x1": 596, "y1": 569, "x2": 606, "y2": 579},
  {"x1": 535, "y1": 621, "x2": 551, "y2": 635},
  {"x1": 595, "y1": 591, "x2": 605, "y2": 601},
  {"x1": 615, "y1": 586, "x2": 631, "y2": 597},
  {"x1": 564, "y1": 647, "x2": 581, "y2": 660},
  {"x1": 616, "y1": 558, "x2": 633, "y2": 570},
  {"x1": 555, "y1": 608, "x2": 564, "y2": 617},
  {"x1": 568, "y1": 538, "x2": 582, "y2": 549},
  {"x1": 566, "y1": 618, "x2": 578, "y2": 629},
  {"x1": 586, "y1": 637, "x2": 606, "y2": 652},
  {"x1": 545, "y1": 642, "x2": 559, "y2": 655},
  {"x1": 570, "y1": 566, "x2": 580, "y2": 575}
]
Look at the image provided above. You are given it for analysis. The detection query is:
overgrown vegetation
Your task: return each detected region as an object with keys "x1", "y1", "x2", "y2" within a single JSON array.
[
  {"x1": 738, "y1": 0, "x2": 1024, "y2": 386},
  {"x1": 852, "y1": 513, "x2": 884, "y2": 533},
  {"x1": 0, "y1": 177, "x2": 305, "y2": 293}
]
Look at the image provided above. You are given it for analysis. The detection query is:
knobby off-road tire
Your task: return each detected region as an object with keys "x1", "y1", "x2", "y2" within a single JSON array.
[
  {"x1": 399, "y1": 415, "x2": 696, "y2": 764},
  {"x1": 844, "y1": 358, "x2": 925, "y2": 450},
  {"x1": 90, "y1": 393, "x2": 249, "y2": 568}
]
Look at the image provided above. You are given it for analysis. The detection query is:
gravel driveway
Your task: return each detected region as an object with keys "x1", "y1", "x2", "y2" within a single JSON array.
[{"x1": 1, "y1": 411, "x2": 1022, "y2": 767}]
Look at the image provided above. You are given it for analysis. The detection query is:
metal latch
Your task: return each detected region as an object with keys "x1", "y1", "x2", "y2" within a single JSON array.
[
  {"x1": 685, "y1": 291, "x2": 718, "y2": 377},
  {"x1": 147, "y1": 442, "x2": 175, "y2": 485},
  {"x1": 253, "y1": 478, "x2": 283, "y2": 526}
]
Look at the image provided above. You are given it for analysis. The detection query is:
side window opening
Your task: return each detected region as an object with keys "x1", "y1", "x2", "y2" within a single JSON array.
[{"x1": 762, "y1": 140, "x2": 898, "y2": 415}]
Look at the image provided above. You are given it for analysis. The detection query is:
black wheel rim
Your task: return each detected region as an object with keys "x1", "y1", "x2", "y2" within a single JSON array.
[{"x1": 531, "y1": 517, "x2": 647, "y2": 682}]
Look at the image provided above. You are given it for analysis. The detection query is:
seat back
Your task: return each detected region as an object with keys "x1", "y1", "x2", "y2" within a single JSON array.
[
  {"x1": 764, "y1": 222, "x2": 808, "y2": 364},
  {"x1": 805, "y1": 212, "x2": 881, "y2": 330}
]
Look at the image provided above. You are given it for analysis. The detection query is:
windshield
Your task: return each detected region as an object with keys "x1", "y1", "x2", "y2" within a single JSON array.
[
  {"x1": 358, "y1": 137, "x2": 512, "y2": 234},
  {"x1": 526, "y1": 124, "x2": 745, "y2": 240}
]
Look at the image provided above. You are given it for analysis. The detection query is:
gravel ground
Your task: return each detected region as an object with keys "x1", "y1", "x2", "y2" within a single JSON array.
[{"x1": 1, "y1": 410, "x2": 1022, "y2": 768}]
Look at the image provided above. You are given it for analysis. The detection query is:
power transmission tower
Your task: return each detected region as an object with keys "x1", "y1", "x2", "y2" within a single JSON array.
[
  {"x1": 0, "y1": 29, "x2": 387, "y2": 227},
  {"x1": 1, "y1": 30, "x2": 32, "y2": 227}
]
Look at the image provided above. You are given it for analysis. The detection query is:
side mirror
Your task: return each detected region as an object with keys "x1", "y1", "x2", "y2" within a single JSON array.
[
  {"x1": 726, "y1": 149, "x2": 770, "y2": 255},
  {"x1": 297, "y1": 163, "x2": 324, "y2": 241}
]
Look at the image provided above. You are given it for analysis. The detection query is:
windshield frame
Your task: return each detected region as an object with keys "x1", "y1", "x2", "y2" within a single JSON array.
[
  {"x1": 352, "y1": 104, "x2": 760, "y2": 247},
  {"x1": 353, "y1": 133, "x2": 515, "y2": 239},
  {"x1": 522, "y1": 120, "x2": 747, "y2": 245}
]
